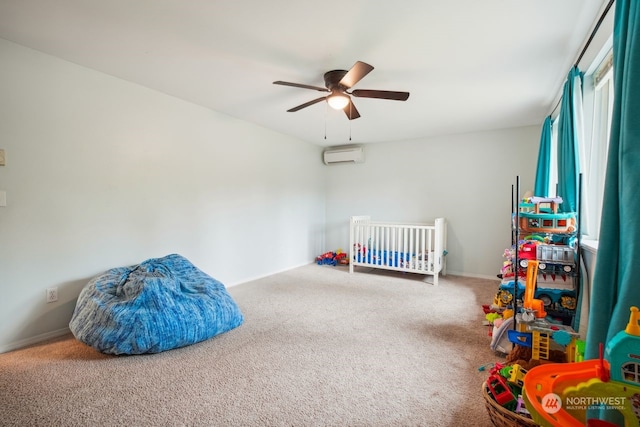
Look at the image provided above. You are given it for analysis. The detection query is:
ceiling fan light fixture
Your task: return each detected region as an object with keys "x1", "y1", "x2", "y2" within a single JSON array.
[
  {"x1": 274, "y1": 61, "x2": 409, "y2": 120},
  {"x1": 327, "y1": 93, "x2": 350, "y2": 110}
]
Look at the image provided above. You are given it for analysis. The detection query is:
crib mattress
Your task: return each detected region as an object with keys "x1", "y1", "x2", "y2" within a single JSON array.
[{"x1": 354, "y1": 249, "x2": 434, "y2": 270}]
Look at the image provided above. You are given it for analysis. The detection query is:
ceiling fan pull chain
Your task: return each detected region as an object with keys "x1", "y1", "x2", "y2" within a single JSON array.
[
  {"x1": 324, "y1": 103, "x2": 328, "y2": 139},
  {"x1": 349, "y1": 103, "x2": 352, "y2": 141}
]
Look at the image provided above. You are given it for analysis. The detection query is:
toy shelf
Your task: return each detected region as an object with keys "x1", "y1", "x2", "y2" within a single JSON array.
[
  {"x1": 482, "y1": 177, "x2": 585, "y2": 426},
  {"x1": 506, "y1": 177, "x2": 582, "y2": 327}
]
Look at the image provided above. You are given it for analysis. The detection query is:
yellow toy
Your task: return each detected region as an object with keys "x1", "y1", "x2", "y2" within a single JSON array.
[
  {"x1": 508, "y1": 363, "x2": 528, "y2": 388},
  {"x1": 522, "y1": 260, "x2": 546, "y2": 320}
]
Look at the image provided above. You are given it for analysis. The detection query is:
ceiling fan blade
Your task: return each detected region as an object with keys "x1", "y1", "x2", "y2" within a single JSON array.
[
  {"x1": 339, "y1": 61, "x2": 374, "y2": 88},
  {"x1": 343, "y1": 99, "x2": 361, "y2": 120},
  {"x1": 351, "y1": 89, "x2": 410, "y2": 101},
  {"x1": 287, "y1": 96, "x2": 327, "y2": 112},
  {"x1": 273, "y1": 81, "x2": 329, "y2": 92}
]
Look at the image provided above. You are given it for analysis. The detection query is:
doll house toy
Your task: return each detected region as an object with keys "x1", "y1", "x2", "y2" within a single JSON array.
[{"x1": 519, "y1": 196, "x2": 577, "y2": 234}]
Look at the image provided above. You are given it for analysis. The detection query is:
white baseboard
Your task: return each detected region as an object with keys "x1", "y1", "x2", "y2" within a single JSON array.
[
  {"x1": 225, "y1": 261, "x2": 315, "y2": 287},
  {"x1": 0, "y1": 327, "x2": 71, "y2": 354},
  {"x1": 444, "y1": 270, "x2": 500, "y2": 281}
]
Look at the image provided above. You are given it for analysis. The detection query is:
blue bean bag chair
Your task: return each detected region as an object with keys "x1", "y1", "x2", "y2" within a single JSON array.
[{"x1": 69, "y1": 254, "x2": 244, "y2": 355}]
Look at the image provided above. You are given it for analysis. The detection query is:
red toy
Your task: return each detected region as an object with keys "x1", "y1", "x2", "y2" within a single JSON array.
[{"x1": 487, "y1": 373, "x2": 517, "y2": 408}]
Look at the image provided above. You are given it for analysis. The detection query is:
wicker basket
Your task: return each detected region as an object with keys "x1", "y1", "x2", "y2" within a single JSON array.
[{"x1": 482, "y1": 382, "x2": 539, "y2": 427}]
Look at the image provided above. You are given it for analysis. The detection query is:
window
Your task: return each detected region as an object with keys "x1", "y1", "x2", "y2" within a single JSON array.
[
  {"x1": 622, "y1": 361, "x2": 640, "y2": 384},
  {"x1": 546, "y1": 45, "x2": 613, "y2": 244},
  {"x1": 581, "y1": 48, "x2": 613, "y2": 241}
]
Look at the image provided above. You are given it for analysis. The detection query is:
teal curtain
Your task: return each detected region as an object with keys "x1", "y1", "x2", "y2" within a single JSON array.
[
  {"x1": 556, "y1": 66, "x2": 583, "y2": 214},
  {"x1": 585, "y1": 0, "x2": 640, "y2": 360},
  {"x1": 534, "y1": 116, "x2": 552, "y2": 197}
]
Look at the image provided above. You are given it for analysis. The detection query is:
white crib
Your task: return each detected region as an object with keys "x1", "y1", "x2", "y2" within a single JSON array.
[{"x1": 349, "y1": 216, "x2": 447, "y2": 285}]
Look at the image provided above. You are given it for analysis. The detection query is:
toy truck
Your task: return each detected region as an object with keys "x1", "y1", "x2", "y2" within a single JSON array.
[{"x1": 536, "y1": 244, "x2": 575, "y2": 274}]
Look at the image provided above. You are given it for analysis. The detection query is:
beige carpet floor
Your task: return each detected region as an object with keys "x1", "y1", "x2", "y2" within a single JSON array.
[{"x1": 0, "y1": 264, "x2": 501, "y2": 426}]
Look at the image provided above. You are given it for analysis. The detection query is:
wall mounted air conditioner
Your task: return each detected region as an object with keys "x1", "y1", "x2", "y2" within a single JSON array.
[{"x1": 323, "y1": 146, "x2": 365, "y2": 165}]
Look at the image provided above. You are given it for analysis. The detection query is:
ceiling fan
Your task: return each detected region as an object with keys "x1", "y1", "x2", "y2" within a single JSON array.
[{"x1": 273, "y1": 61, "x2": 409, "y2": 120}]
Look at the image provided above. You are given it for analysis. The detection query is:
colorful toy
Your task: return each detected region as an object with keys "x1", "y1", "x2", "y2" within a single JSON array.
[
  {"x1": 523, "y1": 260, "x2": 546, "y2": 319},
  {"x1": 498, "y1": 232, "x2": 577, "y2": 313},
  {"x1": 487, "y1": 373, "x2": 518, "y2": 409},
  {"x1": 482, "y1": 304, "x2": 503, "y2": 315},
  {"x1": 523, "y1": 307, "x2": 640, "y2": 426},
  {"x1": 493, "y1": 263, "x2": 579, "y2": 359},
  {"x1": 537, "y1": 243, "x2": 576, "y2": 274},
  {"x1": 515, "y1": 395, "x2": 532, "y2": 417},
  {"x1": 484, "y1": 361, "x2": 531, "y2": 417},
  {"x1": 490, "y1": 315, "x2": 515, "y2": 354},
  {"x1": 518, "y1": 241, "x2": 539, "y2": 268},
  {"x1": 518, "y1": 196, "x2": 577, "y2": 234},
  {"x1": 494, "y1": 288, "x2": 514, "y2": 308},
  {"x1": 508, "y1": 363, "x2": 529, "y2": 388},
  {"x1": 486, "y1": 312, "x2": 502, "y2": 325},
  {"x1": 335, "y1": 250, "x2": 349, "y2": 265},
  {"x1": 316, "y1": 251, "x2": 337, "y2": 265},
  {"x1": 316, "y1": 249, "x2": 349, "y2": 266},
  {"x1": 507, "y1": 316, "x2": 580, "y2": 363}
]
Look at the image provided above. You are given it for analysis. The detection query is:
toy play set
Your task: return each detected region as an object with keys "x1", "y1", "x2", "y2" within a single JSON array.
[
  {"x1": 518, "y1": 196, "x2": 577, "y2": 234},
  {"x1": 523, "y1": 307, "x2": 640, "y2": 426},
  {"x1": 484, "y1": 301, "x2": 640, "y2": 426}
]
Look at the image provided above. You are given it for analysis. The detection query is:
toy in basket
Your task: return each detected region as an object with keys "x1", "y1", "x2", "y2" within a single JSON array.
[
  {"x1": 482, "y1": 361, "x2": 538, "y2": 427},
  {"x1": 523, "y1": 307, "x2": 640, "y2": 426},
  {"x1": 483, "y1": 381, "x2": 538, "y2": 427}
]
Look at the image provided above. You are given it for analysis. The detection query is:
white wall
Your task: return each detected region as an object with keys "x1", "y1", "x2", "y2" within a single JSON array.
[
  {"x1": 0, "y1": 39, "x2": 326, "y2": 352},
  {"x1": 324, "y1": 127, "x2": 540, "y2": 278}
]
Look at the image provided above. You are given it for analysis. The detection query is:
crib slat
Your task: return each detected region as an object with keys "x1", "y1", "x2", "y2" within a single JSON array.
[
  {"x1": 387, "y1": 226, "x2": 391, "y2": 266},
  {"x1": 403, "y1": 227, "x2": 408, "y2": 268},
  {"x1": 422, "y1": 229, "x2": 426, "y2": 270}
]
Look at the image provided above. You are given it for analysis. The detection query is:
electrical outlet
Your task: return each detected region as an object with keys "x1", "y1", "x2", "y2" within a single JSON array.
[{"x1": 46, "y1": 287, "x2": 58, "y2": 303}]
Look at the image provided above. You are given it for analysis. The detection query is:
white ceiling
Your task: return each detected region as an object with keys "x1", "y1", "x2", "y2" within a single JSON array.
[{"x1": 0, "y1": 0, "x2": 608, "y2": 146}]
